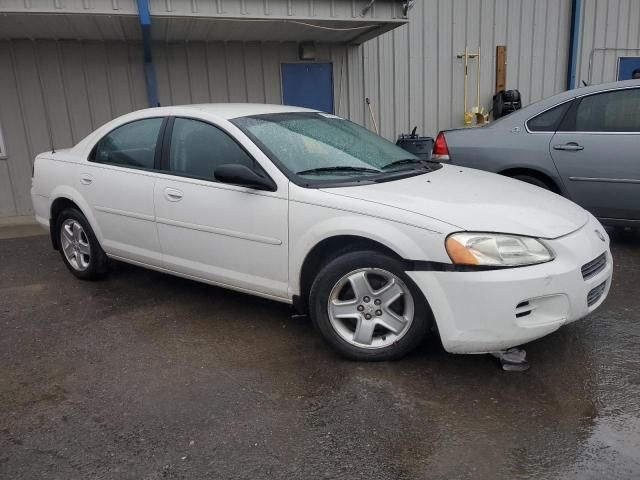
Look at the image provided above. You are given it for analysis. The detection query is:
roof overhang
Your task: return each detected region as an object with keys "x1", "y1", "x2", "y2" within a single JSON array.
[
  {"x1": 0, "y1": 13, "x2": 405, "y2": 44},
  {"x1": 0, "y1": 0, "x2": 409, "y2": 44}
]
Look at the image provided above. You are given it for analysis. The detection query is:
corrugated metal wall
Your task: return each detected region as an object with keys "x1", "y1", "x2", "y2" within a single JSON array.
[
  {"x1": 4, "y1": 0, "x2": 640, "y2": 219},
  {"x1": 0, "y1": 39, "x2": 361, "y2": 217},
  {"x1": 1, "y1": 0, "x2": 405, "y2": 21},
  {"x1": 575, "y1": 0, "x2": 640, "y2": 86},
  {"x1": 0, "y1": 40, "x2": 140, "y2": 217},
  {"x1": 359, "y1": 0, "x2": 572, "y2": 139}
]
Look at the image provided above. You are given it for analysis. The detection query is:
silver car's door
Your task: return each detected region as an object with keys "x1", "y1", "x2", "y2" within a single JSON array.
[{"x1": 549, "y1": 87, "x2": 640, "y2": 221}]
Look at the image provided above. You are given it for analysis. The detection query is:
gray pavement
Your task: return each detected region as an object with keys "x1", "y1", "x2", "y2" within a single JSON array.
[{"x1": 1, "y1": 228, "x2": 639, "y2": 479}]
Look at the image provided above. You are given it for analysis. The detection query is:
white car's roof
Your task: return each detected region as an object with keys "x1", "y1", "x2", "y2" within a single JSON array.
[
  {"x1": 72, "y1": 103, "x2": 323, "y2": 154},
  {"x1": 172, "y1": 103, "x2": 320, "y2": 119}
]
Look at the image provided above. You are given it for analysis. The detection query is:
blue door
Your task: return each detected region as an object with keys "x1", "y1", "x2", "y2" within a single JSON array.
[
  {"x1": 617, "y1": 56, "x2": 640, "y2": 80},
  {"x1": 281, "y1": 63, "x2": 334, "y2": 113}
]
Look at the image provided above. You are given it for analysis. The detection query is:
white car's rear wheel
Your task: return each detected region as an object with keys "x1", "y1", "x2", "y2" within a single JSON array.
[
  {"x1": 60, "y1": 218, "x2": 92, "y2": 272},
  {"x1": 310, "y1": 250, "x2": 432, "y2": 361},
  {"x1": 56, "y1": 208, "x2": 108, "y2": 280}
]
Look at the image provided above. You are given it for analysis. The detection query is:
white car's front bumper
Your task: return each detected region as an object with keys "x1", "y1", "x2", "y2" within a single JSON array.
[{"x1": 407, "y1": 217, "x2": 612, "y2": 354}]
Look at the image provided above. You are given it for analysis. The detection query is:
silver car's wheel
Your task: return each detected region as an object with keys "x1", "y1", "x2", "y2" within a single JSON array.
[
  {"x1": 327, "y1": 268, "x2": 415, "y2": 349},
  {"x1": 60, "y1": 218, "x2": 91, "y2": 272}
]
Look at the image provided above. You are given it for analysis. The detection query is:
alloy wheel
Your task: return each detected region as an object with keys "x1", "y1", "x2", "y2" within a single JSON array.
[
  {"x1": 327, "y1": 268, "x2": 415, "y2": 349},
  {"x1": 60, "y1": 219, "x2": 92, "y2": 272}
]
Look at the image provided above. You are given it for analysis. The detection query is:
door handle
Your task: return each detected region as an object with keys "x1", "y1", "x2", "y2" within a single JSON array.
[
  {"x1": 80, "y1": 174, "x2": 93, "y2": 185},
  {"x1": 164, "y1": 187, "x2": 183, "y2": 202},
  {"x1": 553, "y1": 143, "x2": 584, "y2": 151}
]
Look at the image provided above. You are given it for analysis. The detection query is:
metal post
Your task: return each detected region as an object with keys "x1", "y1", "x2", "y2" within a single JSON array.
[
  {"x1": 566, "y1": 0, "x2": 581, "y2": 90},
  {"x1": 475, "y1": 47, "x2": 481, "y2": 111},
  {"x1": 136, "y1": 0, "x2": 159, "y2": 107},
  {"x1": 463, "y1": 47, "x2": 468, "y2": 122}
]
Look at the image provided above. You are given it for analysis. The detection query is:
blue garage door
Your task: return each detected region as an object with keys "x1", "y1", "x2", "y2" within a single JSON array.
[{"x1": 281, "y1": 63, "x2": 334, "y2": 113}]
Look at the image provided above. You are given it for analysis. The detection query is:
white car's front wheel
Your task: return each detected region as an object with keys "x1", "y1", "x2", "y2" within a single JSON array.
[{"x1": 310, "y1": 251, "x2": 432, "y2": 361}]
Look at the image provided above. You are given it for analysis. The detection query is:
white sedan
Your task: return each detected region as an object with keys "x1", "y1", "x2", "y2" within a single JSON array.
[{"x1": 31, "y1": 104, "x2": 612, "y2": 361}]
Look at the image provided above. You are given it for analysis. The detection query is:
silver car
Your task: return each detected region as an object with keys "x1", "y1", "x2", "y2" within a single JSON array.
[{"x1": 433, "y1": 80, "x2": 640, "y2": 227}]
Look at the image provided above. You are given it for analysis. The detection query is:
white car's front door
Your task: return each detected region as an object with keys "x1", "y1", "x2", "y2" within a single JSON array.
[
  {"x1": 153, "y1": 117, "x2": 289, "y2": 299},
  {"x1": 78, "y1": 117, "x2": 165, "y2": 265}
]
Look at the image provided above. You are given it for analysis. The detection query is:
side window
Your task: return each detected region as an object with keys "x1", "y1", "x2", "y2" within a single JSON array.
[
  {"x1": 0, "y1": 121, "x2": 7, "y2": 159},
  {"x1": 168, "y1": 118, "x2": 255, "y2": 179},
  {"x1": 574, "y1": 89, "x2": 640, "y2": 132},
  {"x1": 92, "y1": 118, "x2": 163, "y2": 169},
  {"x1": 527, "y1": 101, "x2": 572, "y2": 132}
]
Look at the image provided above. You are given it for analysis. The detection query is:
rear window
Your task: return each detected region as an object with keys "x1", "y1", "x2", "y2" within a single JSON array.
[
  {"x1": 91, "y1": 118, "x2": 163, "y2": 169},
  {"x1": 526, "y1": 101, "x2": 572, "y2": 132}
]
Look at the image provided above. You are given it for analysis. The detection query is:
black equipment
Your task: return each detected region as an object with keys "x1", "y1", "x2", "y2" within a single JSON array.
[
  {"x1": 492, "y1": 89, "x2": 522, "y2": 119},
  {"x1": 396, "y1": 126, "x2": 433, "y2": 161}
]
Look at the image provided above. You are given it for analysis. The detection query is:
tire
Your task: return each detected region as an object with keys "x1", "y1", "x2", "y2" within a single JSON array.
[
  {"x1": 510, "y1": 174, "x2": 553, "y2": 191},
  {"x1": 309, "y1": 250, "x2": 432, "y2": 361},
  {"x1": 56, "y1": 208, "x2": 108, "y2": 280}
]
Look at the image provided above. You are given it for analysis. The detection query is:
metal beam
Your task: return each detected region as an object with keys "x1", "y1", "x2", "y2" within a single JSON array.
[
  {"x1": 566, "y1": 0, "x2": 581, "y2": 89},
  {"x1": 136, "y1": 0, "x2": 159, "y2": 106}
]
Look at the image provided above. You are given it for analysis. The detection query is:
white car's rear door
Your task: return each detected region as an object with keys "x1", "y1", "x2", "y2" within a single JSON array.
[{"x1": 78, "y1": 117, "x2": 165, "y2": 265}]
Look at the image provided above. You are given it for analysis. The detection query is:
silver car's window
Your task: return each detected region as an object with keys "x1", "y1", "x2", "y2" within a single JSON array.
[
  {"x1": 527, "y1": 102, "x2": 572, "y2": 132},
  {"x1": 574, "y1": 88, "x2": 640, "y2": 132},
  {"x1": 92, "y1": 118, "x2": 163, "y2": 169}
]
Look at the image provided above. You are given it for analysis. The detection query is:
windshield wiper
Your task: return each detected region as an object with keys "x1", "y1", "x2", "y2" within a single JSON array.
[
  {"x1": 296, "y1": 166, "x2": 381, "y2": 175},
  {"x1": 381, "y1": 158, "x2": 429, "y2": 171}
]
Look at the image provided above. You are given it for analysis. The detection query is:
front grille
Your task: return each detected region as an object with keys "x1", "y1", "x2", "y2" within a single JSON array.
[
  {"x1": 587, "y1": 281, "x2": 607, "y2": 307},
  {"x1": 582, "y1": 253, "x2": 607, "y2": 280}
]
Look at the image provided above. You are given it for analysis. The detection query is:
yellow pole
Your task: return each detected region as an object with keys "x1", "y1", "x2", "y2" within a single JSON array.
[
  {"x1": 476, "y1": 48, "x2": 481, "y2": 111},
  {"x1": 463, "y1": 47, "x2": 468, "y2": 124}
]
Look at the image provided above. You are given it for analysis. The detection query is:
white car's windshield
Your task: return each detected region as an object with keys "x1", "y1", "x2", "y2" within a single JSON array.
[{"x1": 232, "y1": 112, "x2": 435, "y2": 185}]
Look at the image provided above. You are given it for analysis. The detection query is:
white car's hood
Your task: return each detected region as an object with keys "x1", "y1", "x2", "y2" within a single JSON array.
[{"x1": 321, "y1": 165, "x2": 588, "y2": 238}]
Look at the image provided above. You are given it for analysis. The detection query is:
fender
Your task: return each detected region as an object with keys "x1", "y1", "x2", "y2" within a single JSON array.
[
  {"x1": 288, "y1": 212, "x2": 447, "y2": 297},
  {"x1": 49, "y1": 185, "x2": 105, "y2": 244}
]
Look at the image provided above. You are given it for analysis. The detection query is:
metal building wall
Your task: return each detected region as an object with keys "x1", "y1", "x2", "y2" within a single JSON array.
[
  {"x1": 358, "y1": 0, "x2": 573, "y2": 139},
  {"x1": 0, "y1": 39, "x2": 360, "y2": 218},
  {"x1": 0, "y1": 1, "x2": 575, "y2": 219},
  {"x1": 0, "y1": 0, "x2": 405, "y2": 22},
  {"x1": 151, "y1": 42, "x2": 358, "y2": 117},
  {"x1": 0, "y1": 40, "x2": 144, "y2": 218},
  {"x1": 575, "y1": 0, "x2": 640, "y2": 86}
]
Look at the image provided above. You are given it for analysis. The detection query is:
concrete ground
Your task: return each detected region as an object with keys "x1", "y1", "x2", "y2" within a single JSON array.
[{"x1": 1, "y1": 227, "x2": 639, "y2": 480}]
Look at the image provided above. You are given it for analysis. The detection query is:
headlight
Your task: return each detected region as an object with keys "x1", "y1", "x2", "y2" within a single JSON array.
[{"x1": 445, "y1": 232, "x2": 554, "y2": 267}]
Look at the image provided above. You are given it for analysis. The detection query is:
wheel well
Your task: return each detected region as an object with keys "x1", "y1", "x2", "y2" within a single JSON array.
[
  {"x1": 296, "y1": 235, "x2": 402, "y2": 314},
  {"x1": 50, "y1": 198, "x2": 81, "y2": 250},
  {"x1": 499, "y1": 168, "x2": 561, "y2": 194}
]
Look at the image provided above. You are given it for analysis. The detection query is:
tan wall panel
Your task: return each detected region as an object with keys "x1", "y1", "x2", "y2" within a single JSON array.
[
  {"x1": 4, "y1": 1, "x2": 640, "y2": 218},
  {"x1": 0, "y1": 39, "x2": 364, "y2": 217},
  {"x1": 356, "y1": 0, "x2": 573, "y2": 139},
  {"x1": 576, "y1": 0, "x2": 640, "y2": 85}
]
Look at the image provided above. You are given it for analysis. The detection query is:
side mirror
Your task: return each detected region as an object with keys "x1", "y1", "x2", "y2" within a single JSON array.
[{"x1": 214, "y1": 164, "x2": 276, "y2": 191}]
